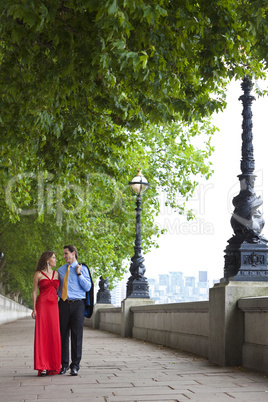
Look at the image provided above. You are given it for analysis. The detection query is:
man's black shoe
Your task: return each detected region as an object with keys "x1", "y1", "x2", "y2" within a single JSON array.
[
  {"x1": 70, "y1": 368, "x2": 78, "y2": 376},
  {"x1": 59, "y1": 366, "x2": 69, "y2": 375}
]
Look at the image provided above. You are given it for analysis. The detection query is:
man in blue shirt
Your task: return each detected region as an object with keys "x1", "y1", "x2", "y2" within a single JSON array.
[{"x1": 58, "y1": 245, "x2": 92, "y2": 376}]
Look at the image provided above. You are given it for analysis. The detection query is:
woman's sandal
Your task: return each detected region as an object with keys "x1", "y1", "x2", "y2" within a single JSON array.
[{"x1": 40, "y1": 370, "x2": 47, "y2": 376}]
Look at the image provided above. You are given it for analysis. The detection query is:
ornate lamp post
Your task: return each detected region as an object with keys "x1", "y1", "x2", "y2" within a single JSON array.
[
  {"x1": 126, "y1": 170, "x2": 150, "y2": 298},
  {"x1": 96, "y1": 275, "x2": 111, "y2": 304},
  {"x1": 224, "y1": 76, "x2": 268, "y2": 281}
]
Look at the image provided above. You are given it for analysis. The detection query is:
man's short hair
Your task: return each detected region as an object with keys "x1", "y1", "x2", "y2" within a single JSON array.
[{"x1": 64, "y1": 245, "x2": 78, "y2": 260}]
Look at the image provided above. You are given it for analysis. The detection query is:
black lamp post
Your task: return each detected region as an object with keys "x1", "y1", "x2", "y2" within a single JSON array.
[
  {"x1": 96, "y1": 275, "x2": 111, "y2": 304},
  {"x1": 126, "y1": 170, "x2": 150, "y2": 298},
  {"x1": 224, "y1": 76, "x2": 268, "y2": 280}
]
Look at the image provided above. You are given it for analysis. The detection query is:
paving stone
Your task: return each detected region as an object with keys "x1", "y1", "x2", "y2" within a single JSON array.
[{"x1": 1, "y1": 318, "x2": 268, "y2": 402}]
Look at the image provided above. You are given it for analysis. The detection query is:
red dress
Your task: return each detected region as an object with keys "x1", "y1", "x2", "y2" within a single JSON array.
[{"x1": 34, "y1": 271, "x2": 61, "y2": 375}]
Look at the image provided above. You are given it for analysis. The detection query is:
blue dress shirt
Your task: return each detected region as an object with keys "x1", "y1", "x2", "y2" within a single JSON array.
[{"x1": 58, "y1": 262, "x2": 92, "y2": 300}]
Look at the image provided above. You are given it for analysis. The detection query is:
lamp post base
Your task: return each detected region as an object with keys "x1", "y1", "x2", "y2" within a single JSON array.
[
  {"x1": 97, "y1": 289, "x2": 112, "y2": 304},
  {"x1": 224, "y1": 240, "x2": 268, "y2": 281},
  {"x1": 96, "y1": 276, "x2": 112, "y2": 304},
  {"x1": 126, "y1": 276, "x2": 150, "y2": 298}
]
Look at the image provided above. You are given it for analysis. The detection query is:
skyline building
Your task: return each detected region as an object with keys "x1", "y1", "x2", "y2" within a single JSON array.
[{"x1": 108, "y1": 270, "x2": 214, "y2": 306}]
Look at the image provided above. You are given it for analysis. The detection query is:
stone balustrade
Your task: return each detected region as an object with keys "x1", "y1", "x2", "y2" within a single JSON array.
[
  {"x1": 238, "y1": 296, "x2": 268, "y2": 373},
  {"x1": 1, "y1": 282, "x2": 268, "y2": 373},
  {"x1": 0, "y1": 294, "x2": 32, "y2": 325},
  {"x1": 85, "y1": 281, "x2": 268, "y2": 373}
]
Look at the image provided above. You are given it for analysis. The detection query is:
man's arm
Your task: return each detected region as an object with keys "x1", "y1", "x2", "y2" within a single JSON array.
[{"x1": 77, "y1": 264, "x2": 92, "y2": 292}]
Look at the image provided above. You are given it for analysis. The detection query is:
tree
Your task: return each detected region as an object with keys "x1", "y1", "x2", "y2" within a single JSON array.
[
  {"x1": 1, "y1": 0, "x2": 267, "y2": 177},
  {"x1": 1, "y1": 0, "x2": 267, "y2": 302},
  {"x1": 1, "y1": 1, "x2": 267, "y2": 147},
  {"x1": 0, "y1": 118, "x2": 214, "y2": 305}
]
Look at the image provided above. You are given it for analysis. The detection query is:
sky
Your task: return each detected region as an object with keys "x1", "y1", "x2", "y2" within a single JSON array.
[{"x1": 144, "y1": 79, "x2": 268, "y2": 284}]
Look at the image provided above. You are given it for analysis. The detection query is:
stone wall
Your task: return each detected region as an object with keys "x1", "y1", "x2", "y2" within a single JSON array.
[
  {"x1": 238, "y1": 296, "x2": 268, "y2": 373},
  {"x1": 85, "y1": 300, "x2": 209, "y2": 358},
  {"x1": 85, "y1": 281, "x2": 268, "y2": 373},
  {"x1": 99, "y1": 307, "x2": 121, "y2": 335},
  {"x1": 0, "y1": 294, "x2": 32, "y2": 325},
  {"x1": 131, "y1": 301, "x2": 209, "y2": 357}
]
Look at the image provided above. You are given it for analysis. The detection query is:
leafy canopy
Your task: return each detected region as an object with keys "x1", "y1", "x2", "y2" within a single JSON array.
[
  {"x1": 1, "y1": 0, "x2": 267, "y2": 146},
  {"x1": 1, "y1": 0, "x2": 268, "y2": 303}
]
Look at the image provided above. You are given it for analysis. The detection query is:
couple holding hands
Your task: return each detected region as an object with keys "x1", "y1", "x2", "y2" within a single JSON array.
[{"x1": 32, "y1": 245, "x2": 92, "y2": 376}]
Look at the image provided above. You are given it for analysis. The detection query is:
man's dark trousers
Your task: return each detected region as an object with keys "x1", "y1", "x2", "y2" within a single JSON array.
[{"x1": 59, "y1": 299, "x2": 85, "y2": 370}]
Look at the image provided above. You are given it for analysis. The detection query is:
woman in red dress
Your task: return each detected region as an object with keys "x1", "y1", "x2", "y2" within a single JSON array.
[{"x1": 32, "y1": 251, "x2": 61, "y2": 376}]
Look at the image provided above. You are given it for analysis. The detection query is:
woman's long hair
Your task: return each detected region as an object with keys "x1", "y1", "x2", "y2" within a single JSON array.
[{"x1": 35, "y1": 251, "x2": 55, "y2": 272}]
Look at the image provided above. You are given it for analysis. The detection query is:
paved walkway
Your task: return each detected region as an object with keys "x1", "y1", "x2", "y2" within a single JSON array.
[{"x1": 1, "y1": 317, "x2": 268, "y2": 402}]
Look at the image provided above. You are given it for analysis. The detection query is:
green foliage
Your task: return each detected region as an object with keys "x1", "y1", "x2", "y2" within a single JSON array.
[
  {"x1": 0, "y1": 118, "x2": 213, "y2": 304},
  {"x1": 1, "y1": 0, "x2": 267, "y2": 145},
  {"x1": 1, "y1": 0, "x2": 268, "y2": 303}
]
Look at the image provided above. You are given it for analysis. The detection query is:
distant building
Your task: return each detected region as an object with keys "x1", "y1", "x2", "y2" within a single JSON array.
[
  {"x1": 169, "y1": 271, "x2": 184, "y2": 293},
  {"x1": 185, "y1": 276, "x2": 195, "y2": 287},
  {"x1": 110, "y1": 273, "x2": 128, "y2": 306},
  {"x1": 108, "y1": 270, "x2": 214, "y2": 306},
  {"x1": 199, "y1": 271, "x2": 208, "y2": 282},
  {"x1": 159, "y1": 274, "x2": 169, "y2": 287},
  {"x1": 152, "y1": 270, "x2": 209, "y2": 303},
  {"x1": 148, "y1": 278, "x2": 157, "y2": 298}
]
